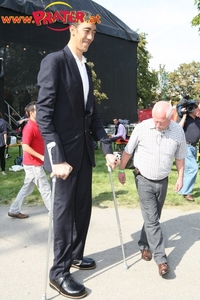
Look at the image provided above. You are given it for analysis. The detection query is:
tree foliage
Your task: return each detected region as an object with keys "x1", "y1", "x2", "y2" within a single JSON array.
[
  {"x1": 166, "y1": 61, "x2": 200, "y2": 103},
  {"x1": 191, "y1": 0, "x2": 200, "y2": 32},
  {"x1": 156, "y1": 64, "x2": 171, "y2": 102},
  {"x1": 137, "y1": 33, "x2": 158, "y2": 108},
  {"x1": 87, "y1": 61, "x2": 108, "y2": 104}
]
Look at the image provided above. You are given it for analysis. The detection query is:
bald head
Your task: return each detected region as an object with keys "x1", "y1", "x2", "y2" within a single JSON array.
[
  {"x1": 152, "y1": 101, "x2": 172, "y2": 119},
  {"x1": 152, "y1": 101, "x2": 172, "y2": 131}
]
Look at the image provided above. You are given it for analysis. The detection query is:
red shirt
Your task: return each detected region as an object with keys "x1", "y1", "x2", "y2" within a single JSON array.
[{"x1": 22, "y1": 119, "x2": 44, "y2": 166}]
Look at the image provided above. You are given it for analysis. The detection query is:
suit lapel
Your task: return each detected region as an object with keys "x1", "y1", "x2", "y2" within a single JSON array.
[
  {"x1": 63, "y1": 46, "x2": 94, "y2": 115},
  {"x1": 85, "y1": 63, "x2": 93, "y2": 116},
  {"x1": 63, "y1": 46, "x2": 85, "y2": 110}
]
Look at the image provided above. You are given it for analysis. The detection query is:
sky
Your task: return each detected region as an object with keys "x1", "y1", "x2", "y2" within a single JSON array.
[{"x1": 93, "y1": 0, "x2": 200, "y2": 72}]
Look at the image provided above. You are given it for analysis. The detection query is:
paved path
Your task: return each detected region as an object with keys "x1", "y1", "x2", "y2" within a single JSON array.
[{"x1": 1, "y1": 205, "x2": 200, "y2": 300}]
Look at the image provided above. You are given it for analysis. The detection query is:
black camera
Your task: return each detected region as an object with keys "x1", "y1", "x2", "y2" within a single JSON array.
[
  {"x1": 185, "y1": 102, "x2": 198, "y2": 114},
  {"x1": 176, "y1": 95, "x2": 197, "y2": 117}
]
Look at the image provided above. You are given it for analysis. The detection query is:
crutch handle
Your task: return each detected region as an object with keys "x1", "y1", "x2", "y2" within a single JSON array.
[
  {"x1": 47, "y1": 142, "x2": 56, "y2": 171},
  {"x1": 106, "y1": 160, "x2": 112, "y2": 172},
  {"x1": 107, "y1": 165, "x2": 112, "y2": 172}
]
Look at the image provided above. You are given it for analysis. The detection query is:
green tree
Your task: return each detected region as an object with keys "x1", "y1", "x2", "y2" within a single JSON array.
[
  {"x1": 156, "y1": 64, "x2": 173, "y2": 102},
  {"x1": 166, "y1": 61, "x2": 200, "y2": 103},
  {"x1": 87, "y1": 61, "x2": 108, "y2": 104},
  {"x1": 137, "y1": 33, "x2": 159, "y2": 108},
  {"x1": 191, "y1": 0, "x2": 200, "y2": 32}
]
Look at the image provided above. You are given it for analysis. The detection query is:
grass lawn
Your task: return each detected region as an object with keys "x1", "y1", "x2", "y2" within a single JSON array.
[{"x1": 1, "y1": 145, "x2": 200, "y2": 211}]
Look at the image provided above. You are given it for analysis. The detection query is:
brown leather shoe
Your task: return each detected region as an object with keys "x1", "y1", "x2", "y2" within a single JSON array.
[
  {"x1": 184, "y1": 195, "x2": 195, "y2": 202},
  {"x1": 141, "y1": 249, "x2": 152, "y2": 261},
  {"x1": 8, "y1": 212, "x2": 29, "y2": 219},
  {"x1": 158, "y1": 263, "x2": 169, "y2": 276}
]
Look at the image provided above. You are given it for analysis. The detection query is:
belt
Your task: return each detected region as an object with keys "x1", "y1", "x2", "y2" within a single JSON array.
[
  {"x1": 186, "y1": 142, "x2": 197, "y2": 147},
  {"x1": 134, "y1": 168, "x2": 167, "y2": 182}
]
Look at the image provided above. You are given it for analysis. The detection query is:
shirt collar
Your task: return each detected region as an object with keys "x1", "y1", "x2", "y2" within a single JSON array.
[{"x1": 72, "y1": 52, "x2": 87, "y2": 64}]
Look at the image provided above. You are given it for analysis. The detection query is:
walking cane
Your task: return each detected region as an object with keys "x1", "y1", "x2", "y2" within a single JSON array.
[
  {"x1": 41, "y1": 142, "x2": 56, "y2": 300},
  {"x1": 107, "y1": 164, "x2": 128, "y2": 269}
]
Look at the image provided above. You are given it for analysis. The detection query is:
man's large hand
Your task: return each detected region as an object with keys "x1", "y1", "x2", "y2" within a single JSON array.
[
  {"x1": 105, "y1": 154, "x2": 119, "y2": 170},
  {"x1": 51, "y1": 162, "x2": 73, "y2": 180}
]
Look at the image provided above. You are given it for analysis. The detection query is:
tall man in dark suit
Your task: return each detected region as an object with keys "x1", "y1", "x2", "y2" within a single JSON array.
[{"x1": 36, "y1": 11, "x2": 118, "y2": 299}]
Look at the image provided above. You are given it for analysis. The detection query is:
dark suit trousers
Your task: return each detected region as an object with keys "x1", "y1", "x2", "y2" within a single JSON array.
[{"x1": 49, "y1": 147, "x2": 92, "y2": 280}]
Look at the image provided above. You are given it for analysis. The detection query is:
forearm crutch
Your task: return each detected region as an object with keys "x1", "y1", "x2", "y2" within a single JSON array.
[
  {"x1": 107, "y1": 165, "x2": 128, "y2": 269},
  {"x1": 41, "y1": 142, "x2": 56, "y2": 300}
]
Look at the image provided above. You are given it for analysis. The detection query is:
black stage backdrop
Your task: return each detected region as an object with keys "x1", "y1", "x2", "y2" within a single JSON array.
[{"x1": 0, "y1": 0, "x2": 139, "y2": 124}]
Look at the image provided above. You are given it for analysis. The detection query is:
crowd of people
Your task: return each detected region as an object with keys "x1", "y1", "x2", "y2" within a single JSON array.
[{"x1": 118, "y1": 98, "x2": 200, "y2": 278}]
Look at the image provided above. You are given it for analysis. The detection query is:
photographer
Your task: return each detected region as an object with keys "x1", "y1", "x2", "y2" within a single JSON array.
[{"x1": 177, "y1": 96, "x2": 200, "y2": 202}]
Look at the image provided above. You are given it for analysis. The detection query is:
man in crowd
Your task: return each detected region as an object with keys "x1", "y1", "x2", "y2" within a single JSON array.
[
  {"x1": 8, "y1": 101, "x2": 51, "y2": 219},
  {"x1": 118, "y1": 101, "x2": 187, "y2": 277},
  {"x1": 177, "y1": 99, "x2": 200, "y2": 202},
  {"x1": 110, "y1": 117, "x2": 127, "y2": 141}
]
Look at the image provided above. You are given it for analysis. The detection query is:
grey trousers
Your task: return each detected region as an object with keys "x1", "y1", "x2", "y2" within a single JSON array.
[
  {"x1": 9, "y1": 165, "x2": 51, "y2": 214},
  {"x1": 135, "y1": 174, "x2": 168, "y2": 265}
]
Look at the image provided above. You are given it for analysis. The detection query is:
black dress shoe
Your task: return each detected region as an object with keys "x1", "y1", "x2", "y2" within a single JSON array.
[
  {"x1": 49, "y1": 274, "x2": 87, "y2": 299},
  {"x1": 71, "y1": 257, "x2": 96, "y2": 270}
]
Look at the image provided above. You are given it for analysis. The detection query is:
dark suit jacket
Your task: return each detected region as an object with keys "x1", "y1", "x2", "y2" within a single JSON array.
[{"x1": 36, "y1": 46, "x2": 112, "y2": 172}]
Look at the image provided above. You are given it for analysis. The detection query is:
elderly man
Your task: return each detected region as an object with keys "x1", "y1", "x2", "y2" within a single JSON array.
[{"x1": 118, "y1": 101, "x2": 187, "y2": 277}]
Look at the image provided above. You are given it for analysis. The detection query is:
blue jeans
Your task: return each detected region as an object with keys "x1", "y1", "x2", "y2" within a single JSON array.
[
  {"x1": 178, "y1": 145, "x2": 198, "y2": 195},
  {"x1": 9, "y1": 165, "x2": 51, "y2": 214}
]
